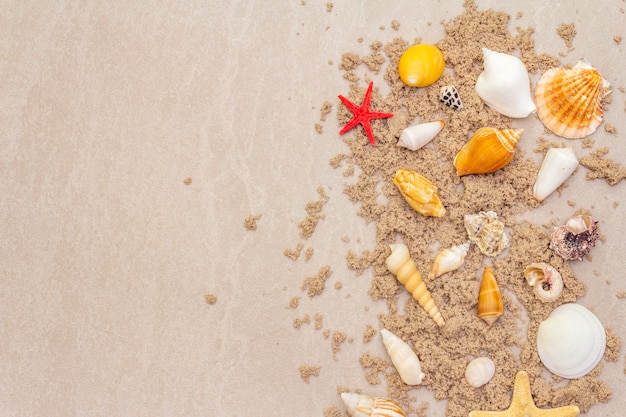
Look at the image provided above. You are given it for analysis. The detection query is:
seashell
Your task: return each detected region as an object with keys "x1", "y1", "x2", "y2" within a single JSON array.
[
  {"x1": 533, "y1": 147, "x2": 579, "y2": 202},
  {"x1": 392, "y1": 169, "x2": 446, "y2": 218},
  {"x1": 536, "y1": 303, "x2": 606, "y2": 379},
  {"x1": 550, "y1": 213, "x2": 598, "y2": 260},
  {"x1": 380, "y1": 329, "x2": 425, "y2": 385},
  {"x1": 341, "y1": 392, "x2": 407, "y2": 417},
  {"x1": 477, "y1": 267, "x2": 503, "y2": 326},
  {"x1": 524, "y1": 262, "x2": 563, "y2": 302},
  {"x1": 429, "y1": 241, "x2": 470, "y2": 280},
  {"x1": 398, "y1": 44, "x2": 445, "y2": 87},
  {"x1": 464, "y1": 211, "x2": 509, "y2": 257},
  {"x1": 440, "y1": 85, "x2": 463, "y2": 110},
  {"x1": 475, "y1": 48, "x2": 536, "y2": 118},
  {"x1": 453, "y1": 127, "x2": 522, "y2": 176},
  {"x1": 397, "y1": 120, "x2": 445, "y2": 151},
  {"x1": 386, "y1": 243, "x2": 445, "y2": 327},
  {"x1": 465, "y1": 357, "x2": 496, "y2": 388},
  {"x1": 535, "y1": 59, "x2": 611, "y2": 139}
]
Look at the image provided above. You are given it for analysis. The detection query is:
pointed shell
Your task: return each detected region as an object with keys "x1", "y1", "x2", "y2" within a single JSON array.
[
  {"x1": 536, "y1": 303, "x2": 606, "y2": 379},
  {"x1": 341, "y1": 392, "x2": 407, "y2": 417},
  {"x1": 440, "y1": 85, "x2": 463, "y2": 110},
  {"x1": 454, "y1": 127, "x2": 522, "y2": 176},
  {"x1": 398, "y1": 44, "x2": 445, "y2": 88},
  {"x1": 465, "y1": 357, "x2": 496, "y2": 388},
  {"x1": 429, "y1": 241, "x2": 470, "y2": 280},
  {"x1": 477, "y1": 267, "x2": 503, "y2": 326},
  {"x1": 524, "y1": 262, "x2": 563, "y2": 302},
  {"x1": 464, "y1": 211, "x2": 509, "y2": 257},
  {"x1": 533, "y1": 147, "x2": 579, "y2": 202},
  {"x1": 475, "y1": 48, "x2": 536, "y2": 118},
  {"x1": 392, "y1": 169, "x2": 446, "y2": 217},
  {"x1": 381, "y1": 329, "x2": 424, "y2": 385},
  {"x1": 550, "y1": 213, "x2": 598, "y2": 260},
  {"x1": 397, "y1": 120, "x2": 445, "y2": 151},
  {"x1": 535, "y1": 59, "x2": 611, "y2": 139}
]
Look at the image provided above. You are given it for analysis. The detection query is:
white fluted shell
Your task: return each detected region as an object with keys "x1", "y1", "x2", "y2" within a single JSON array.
[
  {"x1": 397, "y1": 120, "x2": 445, "y2": 151},
  {"x1": 381, "y1": 329, "x2": 424, "y2": 385},
  {"x1": 341, "y1": 392, "x2": 407, "y2": 417},
  {"x1": 465, "y1": 357, "x2": 496, "y2": 388},
  {"x1": 475, "y1": 48, "x2": 536, "y2": 118},
  {"x1": 537, "y1": 303, "x2": 606, "y2": 379},
  {"x1": 533, "y1": 147, "x2": 579, "y2": 202}
]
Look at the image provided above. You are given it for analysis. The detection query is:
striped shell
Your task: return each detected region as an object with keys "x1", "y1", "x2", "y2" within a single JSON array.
[
  {"x1": 341, "y1": 393, "x2": 407, "y2": 417},
  {"x1": 477, "y1": 267, "x2": 503, "y2": 326},
  {"x1": 454, "y1": 128, "x2": 522, "y2": 176},
  {"x1": 429, "y1": 241, "x2": 470, "y2": 280}
]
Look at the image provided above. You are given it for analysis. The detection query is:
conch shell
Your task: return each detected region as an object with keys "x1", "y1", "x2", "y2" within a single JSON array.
[
  {"x1": 464, "y1": 211, "x2": 509, "y2": 257},
  {"x1": 381, "y1": 329, "x2": 424, "y2": 385},
  {"x1": 465, "y1": 357, "x2": 496, "y2": 388},
  {"x1": 524, "y1": 262, "x2": 563, "y2": 302},
  {"x1": 454, "y1": 127, "x2": 522, "y2": 176},
  {"x1": 386, "y1": 243, "x2": 445, "y2": 327},
  {"x1": 397, "y1": 120, "x2": 445, "y2": 151},
  {"x1": 429, "y1": 241, "x2": 470, "y2": 280},
  {"x1": 550, "y1": 213, "x2": 598, "y2": 260},
  {"x1": 398, "y1": 44, "x2": 445, "y2": 87},
  {"x1": 533, "y1": 147, "x2": 579, "y2": 202},
  {"x1": 341, "y1": 392, "x2": 407, "y2": 417},
  {"x1": 535, "y1": 59, "x2": 611, "y2": 139},
  {"x1": 392, "y1": 169, "x2": 446, "y2": 217},
  {"x1": 536, "y1": 303, "x2": 606, "y2": 379},
  {"x1": 475, "y1": 48, "x2": 536, "y2": 118},
  {"x1": 477, "y1": 267, "x2": 503, "y2": 326}
]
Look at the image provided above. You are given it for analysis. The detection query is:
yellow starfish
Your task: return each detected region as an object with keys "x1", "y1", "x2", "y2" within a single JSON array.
[{"x1": 469, "y1": 371, "x2": 580, "y2": 417}]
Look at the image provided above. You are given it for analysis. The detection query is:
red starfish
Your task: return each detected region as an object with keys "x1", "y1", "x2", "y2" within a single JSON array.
[{"x1": 338, "y1": 82, "x2": 393, "y2": 145}]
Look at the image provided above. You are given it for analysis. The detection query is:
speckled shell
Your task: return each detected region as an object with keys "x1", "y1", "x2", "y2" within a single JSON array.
[
  {"x1": 465, "y1": 357, "x2": 496, "y2": 388},
  {"x1": 524, "y1": 262, "x2": 563, "y2": 302},
  {"x1": 477, "y1": 267, "x2": 503, "y2": 326},
  {"x1": 454, "y1": 127, "x2": 522, "y2": 176},
  {"x1": 398, "y1": 44, "x2": 445, "y2": 87},
  {"x1": 464, "y1": 211, "x2": 509, "y2": 257},
  {"x1": 397, "y1": 120, "x2": 445, "y2": 151},
  {"x1": 341, "y1": 392, "x2": 407, "y2": 417},
  {"x1": 533, "y1": 147, "x2": 579, "y2": 202},
  {"x1": 535, "y1": 59, "x2": 611, "y2": 139},
  {"x1": 429, "y1": 241, "x2": 470, "y2": 280},
  {"x1": 550, "y1": 213, "x2": 598, "y2": 260},
  {"x1": 440, "y1": 85, "x2": 463, "y2": 110},
  {"x1": 381, "y1": 329, "x2": 424, "y2": 385}
]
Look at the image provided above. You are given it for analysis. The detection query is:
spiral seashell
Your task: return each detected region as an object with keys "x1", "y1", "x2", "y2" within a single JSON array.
[
  {"x1": 398, "y1": 44, "x2": 445, "y2": 87},
  {"x1": 429, "y1": 241, "x2": 470, "y2": 280},
  {"x1": 475, "y1": 48, "x2": 536, "y2": 118},
  {"x1": 454, "y1": 127, "x2": 522, "y2": 176},
  {"x1": 535, "y1": 59, "x2": 611, "y2": 139},
  {"x1": 341, "y1": 392, "x2": 407, "y2": 417},
  {"x1": 465, "y1": 357, "x2": 496, "y2": 388},
  {"x1": 397, "y1": 120, "x2": 445, "y2": 151},
  {"x1": 440, "y1": 85, "x2": 463, "y2": 110},
  {"x1": 392, "y1": 169, "x2": 446, "y2": 218},
  {"x1": 477, "y1": 267, "x2": 503, "y2": 326},
  {"x1": 464, "y1": 211, "x2": 509, "y2": 257},
  {"x1": 386, "y1": 243, "x2": 445, "y2": 327},
  {"x1": 550, "y1": 213, "x2": 598, "y2": 260},
  {"x1": 536, "y1": 303, "x2": 606, "y2": 379},
  {"x1": 524, "y1": 262, "x2": 563, "y2": 302},
  {"x1": 380, "y1": 329, "x2": 424, "y2": 385},
  {"x1": 533, "y1": 147, "x2": 579, "y2": 202}
]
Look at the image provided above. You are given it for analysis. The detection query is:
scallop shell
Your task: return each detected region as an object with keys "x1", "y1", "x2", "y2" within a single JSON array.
[
  {"x1": 397, "y1": 120, "x2": 445, "y2": 151},
  {"x1": 380, "y1": 329, "x2": 424, "y2": 385},
  {"x1": 454, "y1": 127, "x2": 522, "y2": 176},
  {"x1": 524, "y1": 262, "x2": 563, "y2": 302},
  {"x1": 475, "y1": 48, "x2": 536, "y2": 118},
  {"x1": 477, "y1": 267, "x2": 503, "y2": 326},
  {"x1": 429, "y1": 241, "x2": 470, "y2": 280},
  {"x1": 440, "y1": 85, "x2": 463, "y2": 110},
  {"x1": 341, "y1": 392, "x2": 407, "y2": 417},
  {"x1": 535, "y1": 59, "x2": 611, "y2": 139},
  {"x1": 465, "y1": 357, "x2": 496, "y2": 388},
  {"x1": 533, "y1": 147, "x2": 579, "y2": 202},
  {"x1": 386, "y1": 243, "x2": 445, "y2": 327},
  {"x1": 536, "y1": 303, "x2": 606, "y2": 379},
  {"x1": 464, "y1": 211, "x2": 509, "y2": 257},
  {"x1": 393, "y1": 169, "x2": 446, "y2": 217},
  {"x1": 550, "y1": 213, "x2": 598, "y2": 260},
  {"x1": 398, "y1": 44, "x2": 445, "y2": 87}
]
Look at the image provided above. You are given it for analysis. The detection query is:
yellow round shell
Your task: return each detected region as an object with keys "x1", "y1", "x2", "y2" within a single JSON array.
[{"x1": 398, "y1": 44, "x2": 445, "y2": 87}]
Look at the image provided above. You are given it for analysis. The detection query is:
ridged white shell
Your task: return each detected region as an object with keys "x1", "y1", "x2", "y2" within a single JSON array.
[
  {"x1": 536, "y1": 303, "x2": 606, "y2": 379},
  {"x1": 397, "y1": 120, "x2": 445, "y2": 151},
  {"x1": 465, "y1": 357, "x2": 496, "y2": 388},
  {"x1": 429, "y1": 241, "x2": 470, "y2": 280},
  {"x1": 341, "y1": 392, "x2": 407, "y2": 417},
  {"x1": 533, "y1": 147, "x2": 579, "y2": 202},
  {"x1": 381, "y1": 329, "x2": 424, "y2": 385},
  {"x1": 475, "y1": 48, "x2": 536, "y2": 118}
]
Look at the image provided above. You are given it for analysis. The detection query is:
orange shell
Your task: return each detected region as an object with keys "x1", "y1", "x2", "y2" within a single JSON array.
[
  {"x1": 453, "y1": 128, "x2": 522, "y2": 176},
  {"x1": 477, "y1": 267, "x2": 503, "y2": 326}
]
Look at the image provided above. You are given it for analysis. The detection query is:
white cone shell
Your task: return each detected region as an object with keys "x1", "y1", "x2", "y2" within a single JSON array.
[
  {"x1": 533, "y1": 147, "x2": 579, "y2": 202},
  {"x1": 381, "y1": 329, "x2": 425, "y2": 385},
  {"x1": 397, "y1": 120, "x2": 445, "y2": 151},
  {"x1": 475, "y1": 48, "x2": 536, "y2": 118},
  {"x1": 465, "y1": 357, "x2": 496, "y2": 388},
  {"x1": 537, "y1": 303, "x2": 606, "y2": 379}
]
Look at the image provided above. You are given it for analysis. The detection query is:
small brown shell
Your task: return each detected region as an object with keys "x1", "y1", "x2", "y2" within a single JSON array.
[
  {"x1": 550, "y1": 213, "x2": 598, "y2": 260},
  {"x1": 477, "y1": 267, "x2": 503, "y2": 326}
]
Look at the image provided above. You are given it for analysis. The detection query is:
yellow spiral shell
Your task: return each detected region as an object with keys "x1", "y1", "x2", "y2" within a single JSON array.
[{"x1": 398, "y1": 44, "x2": 445, "y2": 87}]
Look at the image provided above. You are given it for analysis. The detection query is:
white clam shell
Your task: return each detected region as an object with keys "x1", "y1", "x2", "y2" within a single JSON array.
[
  {"x1": 397, "y1": 120, "x2": 445, "y2": 151},
  {"x1": 536, "y1": 303, "x2": 606, "y2": 379},
  {"x1": 381, "y1": 329, "x2": 425, "y2": 385},
  {"x1": 533, "y1": 147, "x2": 579, "y2": 202},
  {"x1": 475, "y1": 48, "x2": 536, "y2": 118},
  {"x1": 429, "y1": 241, "x2": 470, "y2": 279},
  {"x1": 465, "y1": 357, "x2": 496, "y2": 388},
  {"x1": 341, "y1": 392, "x2": 407, "y2": 417}
]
